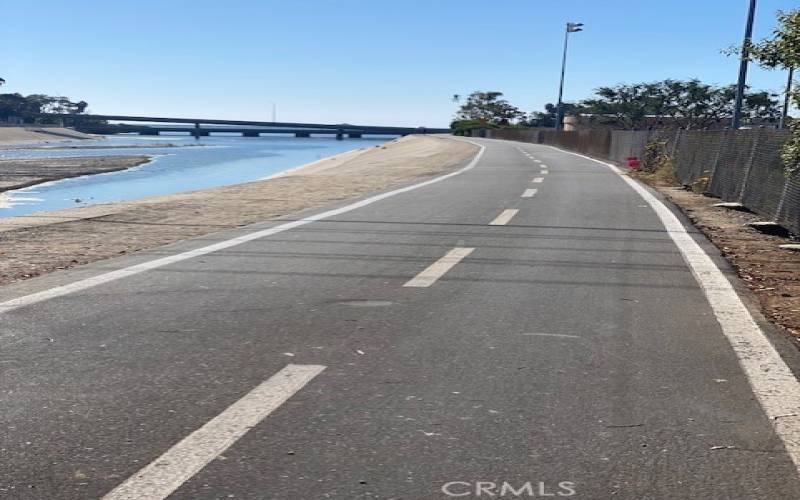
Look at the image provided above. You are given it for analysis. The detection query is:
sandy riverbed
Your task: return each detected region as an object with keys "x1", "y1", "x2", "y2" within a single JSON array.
[
  {"x1": 0, "y1": 155, "x2": 151, "y2": 194},
  {"x1": 0, "y1": 135, "x2": 475, "y2": 285}
]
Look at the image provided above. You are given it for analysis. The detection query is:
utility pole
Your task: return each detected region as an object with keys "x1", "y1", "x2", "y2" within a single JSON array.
[
  {"x1": 779, "y1": 67, "x2": 794, "y2": 129},
  {"x1": 732, "y1": 0, "x2": 757, "y2": 129},
  {"x1": 555, "y1": 22, "x2": 583, "y2": 131}
]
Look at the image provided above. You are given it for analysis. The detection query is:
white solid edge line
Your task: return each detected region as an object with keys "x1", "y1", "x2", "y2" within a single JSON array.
[
  {"x1": 522, "y1": 333, "x2": 581, "y2": 339},
  {"x1": 521, "y1": 189, "x2": 538, "y2": 198},
  {"x1": 489, "y1": 209, "x2": 519, "y2": 226},
  {"x1": 404, "y1": 247, "x2": 474, "y2": 288},
  {"x1": 532, "y1": 177, "x2": 544, "y2": 183},
  {"x1": 0, "y1": 141, "x2": 487, "y2": 314},
  {"x1": 547, "y1": 145, "x2": 800, "y2": 474},
  {"x1": 102, "y1": 364, "x2": 326, "y2": 500}
]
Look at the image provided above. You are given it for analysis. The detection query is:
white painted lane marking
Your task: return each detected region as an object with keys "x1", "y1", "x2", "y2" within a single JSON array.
[
  {"x1": 533, "y1": 159, "x2": 542, "y2": 164},
  {"x1": 521, "y1": 188, "x2": 538, "y2": 198},
  {"x1": 102, "y1": 364, "x2": 325, "y2": 500},
  {"x1": 540, "y1": 164, "x2": 548, "y2": 169},
  {"x1": 522, "y1": 333, "x2": 581, "y2": 339},
  {"x1": 549, "y1": 145, "x2": 800, "y2": 475},
  {"x1": 0, "y1": 142, "x2": 486, "y2": 314},
  {"x1": 489, "y1": 209, "x2": 519, "y2": 226},
  {"x1": 404, "y1": 247, "x2": 474, "y2": 288},
  {"x1": 541, "y1": 170, "x2": 549, "y2": 175},
  {"x1": 532, "y1": 177, "x2": 544, "y2": 183}
]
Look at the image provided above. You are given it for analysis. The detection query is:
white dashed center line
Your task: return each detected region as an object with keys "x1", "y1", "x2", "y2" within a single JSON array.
[
  {"x1": 102, "y1": 364, "x2": 326, "y2": 500},
  {"x1": 490, "y1": 209, "x2": 519, "y2": 226},
  {"x1": 532, "y1": 177, "x2": 544, "y2": 183},
  {"x1": 521, "y1": 188, "x2": 538, "y2": 198},
  {"x1": 404, "y1": 247, "x2": 475, "y2": 287}
]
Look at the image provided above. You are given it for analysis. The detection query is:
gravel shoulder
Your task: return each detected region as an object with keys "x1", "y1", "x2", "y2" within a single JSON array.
[
  {"x1": 635, "y1": 177, "x2": 800, "y2": 342},
  {"x1": 0, "y1": 135, "x2": 477, "y2": 286}
]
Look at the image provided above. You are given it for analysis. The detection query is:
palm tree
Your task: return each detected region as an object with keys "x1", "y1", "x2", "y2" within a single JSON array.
[{"x1": 0, "y1": 77, "x2": 5, "y2": 87}]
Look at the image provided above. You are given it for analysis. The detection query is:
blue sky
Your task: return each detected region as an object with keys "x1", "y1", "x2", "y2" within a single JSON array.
[{"x1": 1, "y1": 0, "x2": 796, "y2": 127}]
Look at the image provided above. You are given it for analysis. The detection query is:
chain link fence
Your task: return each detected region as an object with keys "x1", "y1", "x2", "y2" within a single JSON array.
[{"x1": 485, "y1": 127, "x2": 799, "y2": 236}]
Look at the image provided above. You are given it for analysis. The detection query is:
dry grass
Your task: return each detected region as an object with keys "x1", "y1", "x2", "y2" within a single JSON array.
[{"x1": 0, "y1": 136, "x2": 477, "y2": 286}]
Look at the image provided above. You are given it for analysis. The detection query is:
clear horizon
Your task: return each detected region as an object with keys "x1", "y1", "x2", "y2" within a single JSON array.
[{"x1": 2, "y1": 0, "x2": 797, "y2": 127}]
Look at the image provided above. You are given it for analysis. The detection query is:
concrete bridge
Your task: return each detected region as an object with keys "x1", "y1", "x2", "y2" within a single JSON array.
[{"x1": 45, "y1": 114, "x2": 450, "y2": 139}]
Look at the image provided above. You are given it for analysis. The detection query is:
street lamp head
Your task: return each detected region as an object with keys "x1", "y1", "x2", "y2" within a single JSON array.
[
  {"x1": 566, "y1": 22, "x2": 584, "y2": 32},
  {"x1": 557, "y1": 23, "x2": 583, "y2": 130}
]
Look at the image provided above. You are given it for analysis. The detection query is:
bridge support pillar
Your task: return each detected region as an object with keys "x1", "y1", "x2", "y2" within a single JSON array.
[
  {"x1": 295, "y1": 132, "x2": 310, "y2": 138},
  {"x1": 192, "y1": 122, "x2": 202, "y2": 139},
  {"x1": 336, "y1": 129, "x2": 344, "y2": 140}
]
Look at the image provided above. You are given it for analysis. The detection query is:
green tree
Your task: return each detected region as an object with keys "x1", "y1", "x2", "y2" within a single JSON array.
[
  {"x1": 581, "y1": 83, "x2": 654, "y2": 129},
  {"x1": 747, "y1": 9, "x2": 800, "y2": 172},
  {"x1": 579, "y1": 79, "x2": 779, "y2": 130},
  {"x1": 527, "y1": 103, "x2": 582, "y2": 127},
  {"x1": 0, "y1": 93, "x2": 90, "y2": 122},
  {"x1": 454, "y1": 91, "x2": 523, "y2": 126}
]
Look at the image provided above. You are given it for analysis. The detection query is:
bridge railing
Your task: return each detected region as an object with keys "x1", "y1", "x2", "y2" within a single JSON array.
[{"x1": 38, "y1": 114, "x2": 451, "y2": 136}]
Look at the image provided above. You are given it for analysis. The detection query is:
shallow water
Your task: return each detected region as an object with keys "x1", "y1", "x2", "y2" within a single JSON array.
[{"x1": 0, "y1": 134, "x2": 391, "y2": 217}]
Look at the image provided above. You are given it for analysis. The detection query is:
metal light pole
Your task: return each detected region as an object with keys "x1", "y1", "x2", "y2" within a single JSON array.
[
  {"x1": 555, "y1": 22, "x2": 583, "y2": 131},
  {"x1": 779, "y1": 67, "x2": 794, "y2": 129},
  {"x1": 732, "y1": 0, "x2": 757, "y2": 129}
]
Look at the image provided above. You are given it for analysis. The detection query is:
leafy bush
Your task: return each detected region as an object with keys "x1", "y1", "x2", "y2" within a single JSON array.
[
  {"x1": 638, "y1": 139, "x2": 677, "y2": 184},
  {"x1": 450, "y1": 119, "x2": 498, "y2": 136}
]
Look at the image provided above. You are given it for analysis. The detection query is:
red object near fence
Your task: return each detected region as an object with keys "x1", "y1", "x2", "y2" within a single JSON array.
[{"x1": 626, "y1": 156, "x2": 641, "y2": 169}]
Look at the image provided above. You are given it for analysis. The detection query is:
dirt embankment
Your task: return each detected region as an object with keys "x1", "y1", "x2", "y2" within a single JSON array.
[
  {"x1": 0, "y1": 156, "x2": 151, "y2": 193},
  {"x1": 634, "y1": 176, "x2": 800, "y2": 342},
  {"x1": 0, "y1": 135, "x2": 477, "y2": 286},
  {"x1": 0, "y1": 127, "x2": 95, "y2": 146}
]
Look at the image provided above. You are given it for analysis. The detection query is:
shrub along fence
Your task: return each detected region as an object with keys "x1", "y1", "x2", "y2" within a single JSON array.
[{"x1": 484, "y1": 127, "x2": 800, "y2": 236}]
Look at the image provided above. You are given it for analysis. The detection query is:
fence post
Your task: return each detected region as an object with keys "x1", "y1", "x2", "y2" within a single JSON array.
[
  {"x1": 774, "y1": 178, "x2": 791, "y2": 223},
  {"x1": 670, "y1": 129, "x2": 682, "y2": 157},
  {"x1": 706, "y1": 130, "x2": 725, "y2": 186},
  {"x1": 736, "y1": 128, "x2": 763, "y2": 202}
]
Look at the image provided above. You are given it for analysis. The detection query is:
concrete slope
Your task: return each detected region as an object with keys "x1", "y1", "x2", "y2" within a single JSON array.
[{"x1": 2, "y1": 138, "x2": 800, "y2": 499}]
